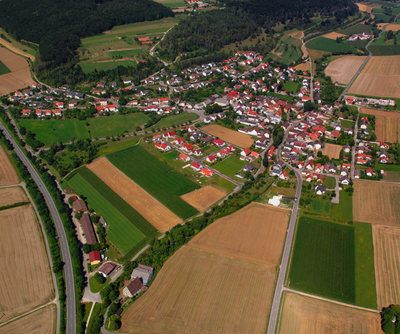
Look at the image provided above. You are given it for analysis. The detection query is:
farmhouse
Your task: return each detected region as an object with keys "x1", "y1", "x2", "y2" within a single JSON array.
[
  {"x1": 131, "y1": 264, "x2": 154, "y2": 285},
  {"x1": 73, "y1": 199, "x2": 87, "y2": 212},
  {"x1": 89, "y1": 250, "x2": 101, "y2": 265},
  {"x1": 98, "y1": 262, "x2": 117, "y2": 277},
  {"x1": 80, "y1": 213, "x2": 98, "y2": 245},
  {"x1": 123, "y1": 277, "x2": 144, "y2": 297}
]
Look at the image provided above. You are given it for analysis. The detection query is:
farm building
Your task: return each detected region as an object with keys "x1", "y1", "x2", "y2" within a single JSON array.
[
  {"x1": 131, "y1": 264, "x2": 155, "y2": 285},
  {"x1": 98, "y1": 262, "x2": 117, "y2": 277},
  {"x1": 73, "y1": 199, "x2": 88, "y2": 212},
  {"x1": 80, "y1": 213, "x2": 98, "y2": 245},
  {"x1": 89, "y1": 250, "x2": 101, "y2": 265},
  {"x1": 123, "y1": 277, "x2": 144, "y2": 297}
]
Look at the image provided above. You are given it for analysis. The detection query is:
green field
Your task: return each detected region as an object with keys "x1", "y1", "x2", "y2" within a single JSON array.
[
  {"x1": 109, "y1": 49, "x2": 145, "y2": 58},
  {"x1": 0, "y1": 60, "x2": 11, "y2": 75},
  {"x1": 369, "y1": 44, "x2": 400, "y2": 56},
  {"x1": 111, "y1": 17, "x2": 181, "y2": 37},
  {"x1": 310, "y1": 199, "x2": 330, "y2": 214},
  {"x1": 308, "y1": 191, "x2": 353, "y2": 222},
  {"x1": 89, "y1": 276, "x2": 110, "y2": 293},
  {"x1": 283, "y1": 81, "x2": 301, "y2": 94},
  {"x1": 108, "y1": 145, "x2": 200, "y2": 219},
  {"x1": 289, "y1": 216, "x2": 355, "y2": 303},
  {"x1": 212, "y1": 155, "x2": 247, "y2": 179},
  {"x1": 339, "y1": 23, "x2": 373, "y2": 35},
  {"x1": 324, "y1": 176, "x2": 336, "y2": 189},
  {"x1": 0, "y1": 28, "x2": 37, "y2": 58},
  {"x1": 80, "y1": 60, "x2": 137, "y2": 73},
  {"x1": 341, "y1": 119, "x2": 355, "y2": 129},
  {"x1": 153, "y1": 112, "x2": 199, "y2": 129},
  {"x1": 153, "y1": 0, "x2": 186, "y2": 8},
  {"x1": 68, "y1": 167, "x2": 157, "y2": 254},
  {"x1": 307, "y1": 37, "x2": 358, "y2": 53},
  {"x1": 354, "y1": 222, "x2": 377, "y2": 309}
]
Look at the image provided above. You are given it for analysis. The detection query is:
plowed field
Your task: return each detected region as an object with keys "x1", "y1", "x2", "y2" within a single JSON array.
[
  {"x1": 353, "y1": 180, "x2": 400, "y2": 225},
  {"x1": 87, "y1": 157, "x2": 182, "y2": 232},
  {"x1": 202, "y1": 124, "x2": 254, "y2": 148},
  {"x1": 321, "y1": 143, "x2": 343, "y2": 159},
  {"x1": 361, "y1": 108, "x2": 400, "y2": 142},
  {"x1": 180, "y1": 186, "x2": 227, "y2": 212},
  {"x1": 189, "y1": 202, "x2": 290, "y2": 266},
  {"x1": 278, "y1": 292, "x2": 381, "y2": 334},
  {"x1": 373, "y1": 224, "x2": 400, "y2": 309},
  {"x1": 0, "y1": 187, "x2": 27, "y2": 206},
  {"x1": 0, "y1": 206, "x2": 53, "y2": 323},
  {"x1": 325, "y1": 56, "x2": 367, "y2": 84},
  {"x1": 0, "y1": 146, "x2": 19, "y2": 186}
]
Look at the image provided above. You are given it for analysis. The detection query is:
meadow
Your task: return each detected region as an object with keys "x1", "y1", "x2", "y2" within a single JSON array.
[
  {"x1": 109, "y1": 49, "x2": 145, "y2": 58},
  {"x1": 111, "y1": 16, "x2": 181, "y2": 37},
  {"x1": 212, "y1": 155, "x2": 247, "y2": 179},
  {"x1": 80, "y1": 60, "x2": 138, "y2": 73},
  {"x1": 153, "y1": 0, "x2": 186, "y2": 8},
  {"x1": 153, "y1": 112, "x2": 199, "y2": 129},
  {"x1": 339, "y1": 23, "x2": 373, "y2": 35},
  {"x1": 308, "y1": 192, "x2": 353, "y2": 222},
  {"x1": 107, "y1": 145, "x2": 200, "y2": 219},
  {"x1": 283, "y1": 81, "x2": 301, "y2": 93},
  {"x1": 306, "y1": 37, "x2": 357, "y2": 53},
  {"x1": 0, "y1": 60, "x2": 11, "y2": 74},
  {"x1": 289, "y1": 216, "x2": 355, "y2": 303}
]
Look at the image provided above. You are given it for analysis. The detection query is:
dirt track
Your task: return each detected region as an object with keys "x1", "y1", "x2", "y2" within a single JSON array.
[
  {"x1": 181, "y1": 186, "x2": 227, "y2": 212},
  {"x1": 0, "y1": 146, "x2": 19, "y2": 186},
  {"x1": 202, "y1": 124, "x2": 254, "y2": 148}
]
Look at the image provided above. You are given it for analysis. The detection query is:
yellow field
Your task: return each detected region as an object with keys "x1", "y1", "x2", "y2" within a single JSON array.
[
  {"x1": 0, "y1": 187, "x2": 27, "y2": 206},
  {"x1": 0, "y1": 146, "x2": 19, "y2": 186},
  {"x1": 360, "y1": 107, "x2": 400, "y2": 142},
  {"x1": 180, "y1": 186, "x2": 227, "y2": 212},
  {"x1": 356, "y1": 3, "x2": 373, "y2": 12},
  {"x1": 325, "y1": 56, "x2": 367, "y2": 84},
  {"x1": 202, "y1": 124, "x2": 254, "y2": 148},
  {"x1": 322, "y1": 32, "x2": 347, "y2": 40}
]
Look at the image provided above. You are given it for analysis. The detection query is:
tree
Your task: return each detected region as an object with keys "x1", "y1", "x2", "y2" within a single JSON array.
[
  {"x1": 20, "y1": 126, "x2": 26, "y2": 135},
  {"x1": 263, "y1": 157, "x2": 269, "y2": 168},
  {"x1": 94, "y1": 272, "x2": 106, "y2": 285},
  {"x1": 109, "y1": 319, "x2": 121, "y2": 331},
  {"x1": 118, "y1": 96, "x2": 127, "y2": 105},
  {"x1": 339, "y1": 149, "x2": 344, "y2": 160}
]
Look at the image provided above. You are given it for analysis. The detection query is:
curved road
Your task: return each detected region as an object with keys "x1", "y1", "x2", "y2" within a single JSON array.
[{"x1": 0, "y1": 124, "x2": 76, "y2": 334}]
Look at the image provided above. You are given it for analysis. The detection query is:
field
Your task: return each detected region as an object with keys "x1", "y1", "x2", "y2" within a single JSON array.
[
  {"x1": 379, "y1": 23, "x2": 400, "y2": 31},
  {"x1": 288, "y1": 29, "x2": 304, "y2": 39},
  {"x1": 369, "y1": 44, "x2": 400, "y2": 56},
  {"x1": 349, "y1": 56, "x2": 400, "y2": 98},
  {"x1": 373, "y1": 224, "x2": 400, "y2": 309},
  {"x1": 283, "y1": 81, "x2": 300, "y2": 94},
  {"x1": 153, "y1": 112, "x2": 199, "y2": 129},
  {"x1": 190, "y1": 202, "x2": 289, "y2": 265},
  {"x1": 360, "y1": 107, "x2": 400, "y2": 142},
  {"x1": 80, "y1": 60, "x2": 138, "y2": 73},
  {"x1": 0, "y1": 305, "x2": 56, "y2": 334},
  {"x1": 0, "y1": 146, "x2": 19, "y2": 186},
  {"x1": 289, "y1": 216, "x2": 355, "y2": 303},
  {"x1": 180, "y1": 186, "x2": 227, "y2": 212},
  {"x1": 306, "y1": 37, "x2": 357, "y2": 53},
  {"x1": 353, "y1": 180, "x2": 400, "y2": 226},
  {"x1": 0, "y1": 60, "x2": 10, "y2": 75},
  {"x1": 0, "y1": 206, "x2": 53, "y2": 323},
  {"x1": 310, "y1": 192, "x2": 353, "y2": 222},
  {"x1": 0, "y1": 28, "x2": 36, "y2": 60},
  {"x1": 294, "y1": 61, "x2": 310, "y2": 72},
  {"x1": 111, "y1": 17, "x2": 181, "y2": 37},
  {"x1": 273, "y1": 33, "x2": 303, "y2": 63},
  {"x1": 322, "y1": 32, "x2": 347, "y2": 40},
  {"x1": 339, "y1": 23, "x2": 373, "y2": 35},
  {"x1": 212, "y1": 154, "x2": 248, "y2": 178},
  {"x1": 88, "y1": 157, "x2": 181, "y2": 232},
  {"x1": 277, "y1": 292, "x2": 381, "y2": 334},
  {"x1": 325, "y1": 56, "x2": 367, "y2": 84},
  {"x1": 108, "y1": 49, "x2": 145, "y2": 58},
  {"x1": 107, "y1": 145, "x2": 200, "y2": 219},
  {"x1": 153, "y1": 0, "x2": 185, "y2": 8},
  {"x1": 320, "y1": 143, "x2": 343, "y2": 159},
  {"x1": 0, "y1": 187, "x2": 27, "y2": 206},
  {"x1": 383, "y1": 170, "x2": 400, "y2": 181},
  {"x1": 356, "y1": 2, "x2": 373, "y2": 12},
  {"x1": 202, "y1": 124, "x2": 254, "y2": 148}
]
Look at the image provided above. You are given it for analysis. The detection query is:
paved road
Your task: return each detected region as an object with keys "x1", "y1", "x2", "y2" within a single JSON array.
[
  {"x1": 351, "y1": 113, "x2": 359, "y2": 179},
  {"x1": 0, "y1": 124, "x2": 76, "y2": 334}
]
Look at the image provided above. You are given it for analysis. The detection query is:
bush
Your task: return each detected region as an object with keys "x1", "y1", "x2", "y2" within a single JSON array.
[{"x1": 94, "y1": 272, "x2": 106, "y2": 285}]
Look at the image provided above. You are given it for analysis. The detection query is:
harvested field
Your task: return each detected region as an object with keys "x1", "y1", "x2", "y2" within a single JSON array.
[
  {"x1": 202, "y1": 124, "x2": 254, "y2": 148},
  {"x1": 0, "y1": 305, "x2": 56, "y2": 334},
  {"x1": 353, "y1": 180, "x2": 400, "y2": 225},
  {"x1": 349, "y1": 56, "x2": 400, "y2": 98},
  {"x1": 180, "y1": 186, "x2": 227, "y2": 212},
  {"x1": 278, "y1": 292, "x2": 381, "y2": 334},
  {"x1": 356, "y1": 3, "x2": 373, "y2": 12},
  {"x1": 189, "y1": 202, "x2": 289, "y2": 266},
  {"x1": 87, "y1": 157, "x2": 182, "y2": 232},
  {"x1": 361, "y1": 107, "x2": 400, "y2": 142},
  {"x1": 0, "y1": 146, "x2": 19, "y2": 185},
  {"x1": 0, "y1": 206, "x2": 53, "y2": 323},
  {"x1": 121, "y1": 246, "x2": 277, "y2": 334},
  {"x1": 0, "y1": 39, "x2": 35, "y2": 62},
  {"x1": 0, "y1": 48, "x2": 29, "y2": 71},
  {"x1": 379, "y1": 23, "x2": 400, "y2": 31},
  {"x1": 322, "y1": 31, "x2": 347, "y2": 40},
  {"x1": 0, "y1": 187, "x2": 27, "y2": 206},
  {"x1": 325, "y1": 56, "x2": 367, "y2": 84},
  {"x1": 288, "y1": 30, "x2": 304, "y2": 39},
  {"x1": 373, "y1": 224, "x2": 400, "y2": 309},
  {"x1": 320, "y1": 143, "x2": 343, "y2": 159},
  {"x1": 294, "y1": 61, "x2": 310, "y2": 71}
]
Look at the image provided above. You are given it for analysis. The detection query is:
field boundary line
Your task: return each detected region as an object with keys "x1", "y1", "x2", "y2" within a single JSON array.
[{"x1": 282, "y1": 288, "x2": 380, "y2": 313}]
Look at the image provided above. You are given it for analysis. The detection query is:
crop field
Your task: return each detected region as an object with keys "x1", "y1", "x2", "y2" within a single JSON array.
[
  {"x1": 361, "y1": 107, "x2": 400, "y2": 142},
  {"x1": 68, "y1": 169, "x2": 152, "y2": 254},
  {"x1": 153, "y1": 112, "x2": 199, "y2": 129},
  {"x1": 325, "y1": 56, "x2": 367, "y2": 84},
  {"x1": 80, "y1": 59, "x2": 138, "y2": 73},
  {"x1": 0, "y1": 187, "x2": 27, "y2": 207},
  {"x1": 180, "y1": 186, "x2": 227, "y2": 212},
  {"x1": 121, "y1": 246, "x2": 277, "y2": 334},
  {"x1": 380, "y1": 23, "x2": 400, "y2": 31},
  {"x1": 309, "y1": 192, "x2": 353, "y2": 222},
  {"x1": 294, "y1": 61, "x2": 310, "y2": 72},
  {"x1": 153, "y1": 0, "x2": 186, "y2": 7},
  {"x1": 320, "y1": 143, "x2": 343, "y2": 159},
  {"x1": 212, "y1": 154, "x2": 248, "y2": 179},
  {"x1": 369, "y1": 44, "x2": 400, "y2": 56},
  {"x1": 289, "y1": 216, "x2": 355, "y2": 303},
  {"x1": 189, "y1": 202, "x2": 290, "y2": 265},
  {"x1": 111, "y1": 17, "x2": 181, "y2": 37},
  {"x1": 108, "y1": 49, "x2": 145, "y2": 58},
  {"x1": 108, "y1": 145, "x2": 200, "y2": 219},
  {"x1": 0, "y1": 206, "x2": 53, "y2": 323},
  {"x1": 0, "y1": 305, "x2": 56, "y2": 334},
  {"x1": 356, "y1": 2, "x2": 373, "y2": 12},
  {"x1": 0, "y1": 28, "x2": 36, "y2": 60},
  {"x1": 0, "y1": 146, "x2": 19, "y2": 186},
  {"x1": 277, "y1": 292, "x2": 381, "y2": 334},
  {"x1": 339, "y1": 23, "x2": 373, "y2": 35},
  {"x1": 353, "y1": 180, "x2": 400, "y2": 226},
  {"x1": 322, "y1": 31, "x2": 347, "y2": 40},
  {"x1": 306, "y1": 37, "x2": 357, "y2": 53},
  {"x1": 88, "y1": 157, "x2": 181, "y2": 232},
  {"x1": 349, "y1": 56, "x2": 400, "y2": 98},
  {"x1": 202, "y1": 124, "x2": 254, "y2": 148},
  {"x1": 0, "y1": 60, "x2": 10, "y2": 75},
  {"x1": 373, "y1": 224, "x2": 400, "y2": 309}
]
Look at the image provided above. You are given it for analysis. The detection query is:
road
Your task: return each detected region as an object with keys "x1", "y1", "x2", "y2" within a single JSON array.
[
  {"x1": 301, "y1": 36, "x2": 314, "y2": 102},
  {"x1": 0, "y1": 124, "x2": 76, "y2": 334},
  {"x1": 149, "y1": 26, "x2": 174, "y2": 66},
  {"x1": 351, "y1": 113, "x2": 359, "y2": 179}
]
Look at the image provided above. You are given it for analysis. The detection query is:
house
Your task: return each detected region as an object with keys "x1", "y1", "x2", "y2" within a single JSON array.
[
  {"x1": 241, "y1": 148, "x2": 251, "y2": 157},
  {"x1": 213, "y1": 139, "x2": 225, "y2": 147},
  {"x1": 178, "y1": 153, "x2": 190, "y2": 162},
  {"x1": 89, "y1": 251, "x2": 101, "y2": 265},
  {"x1": 131, "y1": 264, "x2": 154, "y2": 285},
  {"x1": 279, "y1": 170, "x2": 288, "y2": 180},
  {"x1": 354, "y1": 169, "x2": 360, "y2": 179},
  {"x1": 297, "y1": 161, "x2": 304, "y2": 169},
  {"x1": 159, "y1": 143, "x2": 171, "y2": 151},
  {"x1": 73, "y1": 199, "x2": 87, "y2": 212},
  {"x1": 243, "y1": 164, "x2": 256, "y2": 173},
  {"x1": 305, "y1": 172, "x2": 313, "y2": 182},
  {"x1": 123, "y1": 277, "x2": 144, "y2": 297},
  {"x1": 206, "y1": 155, "x2": 217, "y2": 163},
  {"x1": 366, "y1": 168, "x2": 375, "y2": 177},
  {"x1": 98, "y1": 263, "x2": 117, "y2": 277},
  {"x1": 190, "y1": 162, "x2": 202, "y2": 171},
  {"x1": 80, "y1": 213, "x2": 98, "y2": 245},
  {"x1": 340, "y1": 176, "x2": 350, "y2": 185},
  {"x1": 305, "y1": 161, "x2": 314, "y2": 170},
  {"x1": 200, "y1": 168, "x2": 214, "y2": 177},
  {"x1": 315, "y1": 185, "x2": 327, "y2": 195}
]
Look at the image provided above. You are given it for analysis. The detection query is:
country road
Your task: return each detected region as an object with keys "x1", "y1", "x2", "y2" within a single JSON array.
[{"x1": 0, "y1": 124, "x2": 76, "y2": 334}]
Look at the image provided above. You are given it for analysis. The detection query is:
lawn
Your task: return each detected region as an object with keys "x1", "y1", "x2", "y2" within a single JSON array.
[
  {"x1": 0, "y1": 60, "x2": 11, "y2": 75},
  {"x1": 329, "y1": 191, "x2": 354, "y2": 221},
  {"x1": 89, "y1": 276, "x2": 110, "y2": 293},
  {"x1": 339, "y1": 23, "x2": 373, "y2": 35},
  {"x1": 107, "y1": 145, "x2": 200, "y2": 219},
  {"x1": 153, "y1": 0, "x2": 186, "y2": 8},
  {"x1": 19, "y1": 119, "x2": 90, "y2": 145},
  {"x1": 307, "y1": 37, "x2": 358, "y2": 53},
  {"x1": 354, "y1": 222, "x2": 377, "y2": 309},
  {"x1": 283, "y1": 81, "x2": 300, "y2": 94},
  {"x1": 163, "y1": 150, "x2": 180, "y2": 160},
  {"x1": 324, "y1": 176, "x2": 336, "y2": 189},
  {"x1": 80, "y1": 60, "x2": 137, "y2": 73},
  {"x1": 289, "y1": 216, "x2": 355, "y2": 304},
  {"x1": 375, "y1": 162, "x2": 400, "y2": 171},
  {"x1": 153, "y1": 112, "x2": 199, "y2": 129},
  {"x1": 83, "y1": 302, "x2": 92, "y2": 322},
  {"x1": 341, "y1": 119, "x2": 355, "y2": 129},
  {"x1": 310, "y1": 199, "x2": 330, "y2": 215},
  {"x1": 109, "y1": 49, "x2": 145, "y2": 58},
  {"x1": 212, "y1": 155, "x2": 248, "y2": 179}
]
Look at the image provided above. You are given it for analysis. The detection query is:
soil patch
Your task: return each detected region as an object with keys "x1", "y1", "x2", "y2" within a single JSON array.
[
  {"x1": 180, "y1": 186, "x2": 227, "y2": 212},
  {"x1": 202, "y1": 124, "x2": 254, "y2": 148}
]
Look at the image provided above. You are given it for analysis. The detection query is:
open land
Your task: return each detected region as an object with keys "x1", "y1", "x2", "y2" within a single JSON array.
[
  {"x1": 88, "y1": 157, "x2": 181, "y2": 232},
  {"x1": 377, "y1": 23, "x2": 400, "y2": 31},
  {"x1": 339, "y1": 23, "x2": 373, "y2": 35},
  {"x1": 153, "y1": 111, "x2": 199, "y2": 129},
  {"x1": 180, "y1": 186, "x2": 227, "y2": 212},
  {"x1": 202, "y1": 124, "x2": 254, "y2": 148},
  {"x1": 153, "y1": 0, "x2": 186, "y2": 8},
  {"x1": 0, "y1": 146, "x2": 19, "y2": 186},
  {"x1": 349, "y1": 56, "x2": 400, "y2": 98},
  {"x1": 294, "y1": 61, "x2": 310, "y2": 72},
  {"x1": 325, "y1": 56, "x2": 367, "y2": 84},
  {"x1": 0, "y1": 206, "x2": 53, "y2": 323},
  {"x1": 353, "y1": 180, "x2": 400, "y2": 225},
  {"x1": 320, "y1": 143, "x2": 343, "y2": 159},
  {"x1": 107, "y1": 145, "x2": 200, "y2": 219},
  {"x1": 360, "y1": 107, "x2": 400, "y2": 142},
  {"x1": 306, "y1": 37, "x2": 357, "y2": 53},
  {"x1": 190, "y1": 202, "x2": 289, "y2": 266},
  {"x1": 0, "y1": 28, "x2": 36, "y2": 60},
  {"x1": 288, "y1": 30, "x2": 304, "y2": 39},
  {"x1": 373, "y1": 224, "x2": 400, "y2": 309},
  {"x1": 356, "y1": 3, "x2": 373, "y2": 12},
  {"x1": 322, "y1": 32, "x2": 347, "y2": 40},
  {"x1": 0, "y1": 187, "x2": 27, "y2": 206},
  {"x1": 0, "y1": 305, "x2": 56, "y2": 334},
  {"x1": 278, "y1": 292, "x2": 381, "y2": 334}
]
